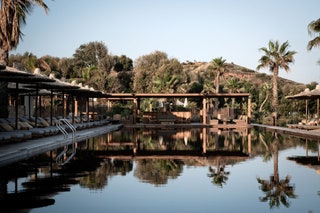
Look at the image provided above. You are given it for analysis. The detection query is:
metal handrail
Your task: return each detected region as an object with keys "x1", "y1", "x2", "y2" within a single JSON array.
[
  {"x1": 56, "y1": 121, "x2": 68, "y2": 138},
  {"x1": 56, "y1": 119, "x2": 77, "y2": 166}
]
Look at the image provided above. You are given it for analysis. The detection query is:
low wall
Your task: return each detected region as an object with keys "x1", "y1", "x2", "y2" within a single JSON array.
[{"x1": 142, "y1": 111, "x2": 192, "y2": 123}]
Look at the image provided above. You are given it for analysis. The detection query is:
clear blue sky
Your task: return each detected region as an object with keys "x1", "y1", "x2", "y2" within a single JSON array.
[{"x1": 12, "y1": 0, "x2": 320, "y2": 84}]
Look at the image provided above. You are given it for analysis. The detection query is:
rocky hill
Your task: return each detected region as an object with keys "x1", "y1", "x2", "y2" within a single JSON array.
[{"x1": 181, "y1": 61, "x2": 305, "y2": 94}]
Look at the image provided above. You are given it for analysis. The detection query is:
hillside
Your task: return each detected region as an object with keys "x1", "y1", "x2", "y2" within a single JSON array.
[{"x1": 181, "y1": 61, "x2": 305, "y2": 94}]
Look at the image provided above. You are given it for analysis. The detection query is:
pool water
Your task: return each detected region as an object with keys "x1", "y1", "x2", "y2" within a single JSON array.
[{"x1": 0, "y1": 127, "x2": 319, "y2": 213}]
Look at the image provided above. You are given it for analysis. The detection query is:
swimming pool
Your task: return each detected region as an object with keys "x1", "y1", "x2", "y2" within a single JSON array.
[{"x1": 0, "y1": 127, "x2": 319, "y2": 213}]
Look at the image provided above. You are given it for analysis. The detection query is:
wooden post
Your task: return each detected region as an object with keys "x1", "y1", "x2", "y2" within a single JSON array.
[
  {"x1": 63, "y1": 93, "x2": 67, "y2": 118},
  {"x1": 74, "y1": 98, "x2": 78, "y2": 118},
  {"x1": 202, "y1": 127, "x2": 207, "y2": 154},
  {"x1": 306, "y1": 99, "x2": 309, "y2": 123},
  {"x1": 133, "y1": 97, "x2": 137, "y2": 124},
  {"x1": 15, "y1": 82, "x2": 19, "y2": 129},
  {"x1": 247, "y1": 96, "x2": 251, "y2": 124},
  {"x1": 50, "y1": 90, "x2": 53, "y2": 126},
  {"x1": 203, "y1": 97, "x2": 207, "y2": 124},
  {"x1": 247, "y1": 128, "x2": 251, "y2": 155},
  {"x1": 86, "y1": 97, "x2": 89, "y2": 122}
]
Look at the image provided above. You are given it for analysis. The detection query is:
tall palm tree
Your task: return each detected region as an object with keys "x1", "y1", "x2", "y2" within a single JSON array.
[
  {"x1": 307, "y1": 18, "x2": 320, "y2": 51},
  {"x1": 0, "y1": 0, "x2": 48, "y2": 118},
  {"x1": 257, "y1": 40, "x2": 296, "y2": 126},
  {"x1": 211, "y1": 57, "x2": 228, "y2": 110},
  {"x1": 211, "y1": 57, "x2": 227, "y2": 93}
]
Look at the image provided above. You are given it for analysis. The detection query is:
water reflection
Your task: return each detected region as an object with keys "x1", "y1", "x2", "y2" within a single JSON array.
[
  {"x1": 257, "y1": 133, "x2": 297, "y2": 209},
  {"x1": 134, "y1": 159, "x2": 183, "y2": 186},
  {"x1": 207, "y1": 163, "x2": 230, "y2": 188},
  {"x1": 0, "y1": 127, "x2": 319, "y2": 212}
]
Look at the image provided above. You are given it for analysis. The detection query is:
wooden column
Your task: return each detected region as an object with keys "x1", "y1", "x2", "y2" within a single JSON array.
[
  {"x1": 137, "y1": 98, "x2": 141, "y2": 123},
  {"x1": 50, "y1": 90, "x2": 53, "y2": 126},
  {"x1": 15, "y1": 82, "x2": 19, "y2": 129},
  {"x1": 74, "y1": 98, "x2": 78, "y2": 118},
  {"x1": 202, "y1": 97, "x2": 207, "y2": 124},
  {"x1": 133, "y1": 97, "x2": 137, "y2": 124},
  {"x1": 247, "y1": 128, "x2": 251, "y2": 155},
  {"x1": 86, "y1": 97, "x2": 89, "y2": 122},
  {"x1": 202, "y1": 127, "x2": 207, "y2": 154},
  {"x1": 63, "y1": 93, "x2": 67, "y2": 118},
  {"x1": 247, "y1": 96, "x2": 251, "y2": 124}
]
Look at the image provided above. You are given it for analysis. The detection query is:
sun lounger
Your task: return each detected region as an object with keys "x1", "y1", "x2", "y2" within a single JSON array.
[{"x1": 0, "y1": 122, "x2": 32, "y2": 142}]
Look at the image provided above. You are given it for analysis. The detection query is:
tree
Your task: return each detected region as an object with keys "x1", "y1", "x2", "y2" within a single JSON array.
[
  {"x1": 307, "y1": 18, "x2": 320, "y2": 65},
  {"x1": 307, "y1": 18, "x2": 320, "y2": 51},
  {"x1": 259, "y1": 82, "x2": 272, "y2": 113},
  {"x1": 257, "y1": 40, "x2": 296, "y2": 126},
  {"x1": 210, "y1": 57, "x2": 228, "y2": 110},
  {"x1": 0, "y1": 0, "x2": 48, "y2": 118},
  {"x1": 0, "y1": 0, "x2": 48, "y2": 68},
  {"x1": 73, "y1": 41, "x2": 113, "y2": 91},
  {"x1": 73, "y1": 41, "x2": 110, "y2": 75},
  {"x1": 58, "y1": 57, "x2": 74, "y2": 78},
  {"x1": 224, "y1": 78, "x2": 244, "y2": 108},
  {"x1": 133, "y1": 51, "x2": 183, "y2": 93},
  {"x1": 210, "y1": 57, "x2": 227, "y2": 93},
  {"x1": 113, "y1": 55, "x2": 133, "y2": 72}
]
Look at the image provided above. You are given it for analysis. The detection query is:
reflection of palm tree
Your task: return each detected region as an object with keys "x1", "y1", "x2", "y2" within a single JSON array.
[
  {"x1": 257, "y1": 175, "x2": 296, "y2": 208},
  {"x1": 259, "y1": 132, "x2": 272, "y2": 162},
  {"x1": 257, "y1": 133, "x2": 297, "y2": 208},
  {"x1": 207, "y1": 161, "x2": 230, "y2": 188}
]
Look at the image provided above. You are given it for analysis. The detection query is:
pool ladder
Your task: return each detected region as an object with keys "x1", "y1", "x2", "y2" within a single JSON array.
[{"x1": 56, "y1": 119, "x2": 77, "y2": 166}]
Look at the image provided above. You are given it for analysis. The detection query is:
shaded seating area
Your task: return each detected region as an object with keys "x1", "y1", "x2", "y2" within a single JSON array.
[
  {"x1": 286, "y1": 85, "x2": 320, "y2": 130},
  {"x1": 107, "y1": 93, "x2": 251, "y2": 126},
  {"x1": 0, "y1": 67, "x2": 111, "y2": 144}
]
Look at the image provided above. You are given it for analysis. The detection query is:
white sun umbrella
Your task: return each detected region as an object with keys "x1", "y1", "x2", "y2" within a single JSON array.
[
  {"x1": 176, "y1": 99, "x2": 184, "y2": 106},
  {"x1": 183, "y1": 98, "x2": 188, "y2": 108}
]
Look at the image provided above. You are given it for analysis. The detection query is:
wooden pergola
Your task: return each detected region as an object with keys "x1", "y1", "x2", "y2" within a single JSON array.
[{"x1": 106, "y1": 93, "x2": 251, "y2": 125}]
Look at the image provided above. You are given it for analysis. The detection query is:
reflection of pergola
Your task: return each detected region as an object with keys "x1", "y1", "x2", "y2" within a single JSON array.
[{"x1": 106, "y1": 93, "x2": 251, "y2": 124}]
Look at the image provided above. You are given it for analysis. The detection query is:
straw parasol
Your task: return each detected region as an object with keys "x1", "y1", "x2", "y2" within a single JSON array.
[
  {"x1": 286, "y1": 85, "x2": 320, "y2": 123},
  {"x1": 1, "y1": 67, "x2": 55, "y2": 129}
]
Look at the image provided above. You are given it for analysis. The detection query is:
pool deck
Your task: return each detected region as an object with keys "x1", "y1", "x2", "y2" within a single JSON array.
[
  {"x1": 251, "y1": 123, "x2": 320, "y2": 140},
  {"x1": 1, "y1": 122, "x2": 320, "y2": 167},
  {"x1": 0, "y1": 123, "x2": 122, "y2": 167}
]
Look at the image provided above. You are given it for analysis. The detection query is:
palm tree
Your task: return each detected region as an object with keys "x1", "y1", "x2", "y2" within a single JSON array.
[
  {"x1": 0, "y1": 0, "x2": 48, "y2": 118},
  {"x1": 224, "y1": 78, "x2": 244, "y2": 108},
  {"x1": 307, "y1": 18, "x2": 320, "y2": 51},
  {"x1": 0, "y1": 0, "x2": 48, "y2": 67},
  {"x1": 211, "y1": 57, "x2": 228, "y2": 111},
  {"x1": 257, "y1": 40, "x2": 296, "y2": 126},
  {"x1": 211, "y1": 57, "x2": 227, "y2": 93}
]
